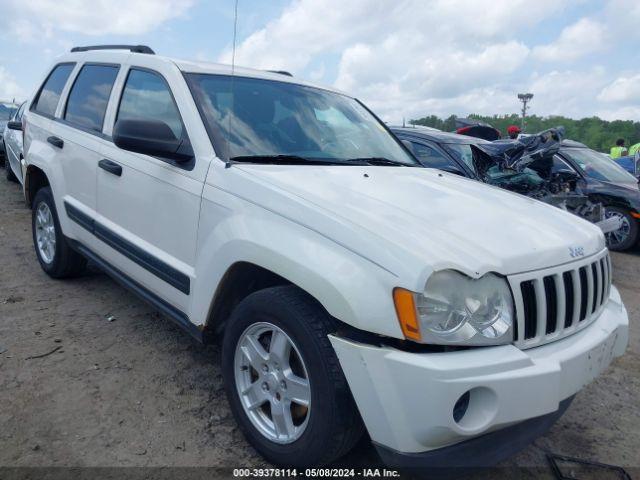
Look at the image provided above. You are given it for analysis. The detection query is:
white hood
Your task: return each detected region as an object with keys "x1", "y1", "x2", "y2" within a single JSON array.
[{"x1": 229, "y1": 164, "x2": 605, "y2": 283}]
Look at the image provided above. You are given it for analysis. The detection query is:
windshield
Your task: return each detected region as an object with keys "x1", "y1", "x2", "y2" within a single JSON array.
[
  {"x1": 562, "y1": 148, "x2": 638, "y2": 184},
  {"x1": 185, "y1": 74, "x2": 417, "y2": 165},
  {"x1": 441, "y1": 143, "x2": 477, "y2": 171}
]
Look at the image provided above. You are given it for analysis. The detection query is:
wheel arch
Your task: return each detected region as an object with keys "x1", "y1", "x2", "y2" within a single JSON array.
[
  {"x1": 203, "y1": 261, "x2": 293, "y2": 340},
  {"x1": 196, "y1": 235, "x2": 403, "y2": 342},
  {"x1": 24, "y1": 164, "x2": 51, "y2": 208}
]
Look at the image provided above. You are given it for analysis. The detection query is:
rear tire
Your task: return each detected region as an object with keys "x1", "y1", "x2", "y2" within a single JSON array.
[
  {"x1": 32, "y1": 187, "x2": 87, "y2": 278},
  {"x1": 222, "y1": 285, "x2": 364, "y2": 467},
  {"x1": 605, "y1": 207, "x2": 638, "y2": 251}
]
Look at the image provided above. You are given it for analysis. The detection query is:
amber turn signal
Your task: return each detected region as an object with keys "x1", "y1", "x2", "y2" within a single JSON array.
[{"x1": 393, "y1": 288, "x2": 422, "y2": 341}]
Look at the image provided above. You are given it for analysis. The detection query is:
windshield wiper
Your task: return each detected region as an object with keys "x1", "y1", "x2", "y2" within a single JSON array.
[
  {"x1": 230, "y1": 155, "x2": 351, "y2": 165},
  {"x1": 347, "y1": 157, "x2": 410, "y2": 167}
]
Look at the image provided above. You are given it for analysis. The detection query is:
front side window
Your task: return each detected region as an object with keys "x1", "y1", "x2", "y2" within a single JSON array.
[
  {"x1": 411, "y1": 141, "x2": 456, "y2": 170},
  {"x1": 550, "y1": 155, "x2": 575, "y2": 174},
  {"x1": 117, "y1": 69, "x2": 184, "y2": 139},
  {"x1": 186, "y1": 74, "x2": 417, "y2": 165},
  {"x1": 33, "y1": 63, "x2": 75, "y2": 117},
  {"x1": 442, "y1": 143, "x2": 478, "y2": 171},
  {"x1": 563, "y1": 148, "x2": 637, "y2": 185},
  {"x1": 65, "y1": 64, "x2": 119, "y2": 132}
]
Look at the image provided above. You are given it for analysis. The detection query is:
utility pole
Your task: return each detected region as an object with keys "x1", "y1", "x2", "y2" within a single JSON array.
[{"x1": 517, "y1": 93, "x2": 533, "y2": 131}]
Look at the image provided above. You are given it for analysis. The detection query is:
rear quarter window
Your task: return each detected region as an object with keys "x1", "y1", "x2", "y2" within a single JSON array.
[
  {"x1": 32, "y1": 63, "x2": 75, "y2": 117},
  {"x1": 64, "y1": 64, "x2": 119, "y2": 132}
]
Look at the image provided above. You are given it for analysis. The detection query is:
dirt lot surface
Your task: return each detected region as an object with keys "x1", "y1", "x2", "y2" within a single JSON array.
[{"x1": 0, "y1": 176, "x2": 638, "y2": 479}]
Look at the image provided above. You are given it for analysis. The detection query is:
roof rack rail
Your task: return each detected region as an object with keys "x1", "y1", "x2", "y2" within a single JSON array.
[
  {"x1": 267, "y1": 70, "x2": 293, "y2": 77},
  {"x1": 70, "y1": 45, "x2": 155, "y2": 54}
]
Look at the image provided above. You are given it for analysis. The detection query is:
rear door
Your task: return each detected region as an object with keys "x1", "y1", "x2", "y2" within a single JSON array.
[
  {"x1": 47, "y1": 63, "x2": 120, "y2": 247},
  {"x1": 96, "y1": 65, "x2": 208, "y2": 314},
  {"x1": 25, "y1": 63, "x2": 76, "y2": 206}
]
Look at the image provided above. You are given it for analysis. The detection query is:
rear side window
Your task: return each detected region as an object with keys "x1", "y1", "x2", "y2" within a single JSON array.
[
  {"x1": 32, "y1": 63, "x2": 75, "y2": 117},
  {"x1": 65, "y1": 64, "x2": 119, "y2": 132},
  {"x1": 117, "y1": 69, "x2": 184, "y2": 139}
]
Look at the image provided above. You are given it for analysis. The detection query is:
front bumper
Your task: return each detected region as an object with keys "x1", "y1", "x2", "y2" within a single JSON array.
[
  {"x1": 329, "y1": 286, "x2": 628, "y2": 464},
  {"x1": 376, "y1": 396, "x2": 574, "y2": 469}
]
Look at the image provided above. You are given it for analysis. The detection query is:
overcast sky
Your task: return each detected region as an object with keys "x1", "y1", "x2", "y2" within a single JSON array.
[{"x1": 1, "y1": 0, "x2": 638, "y2": 123}]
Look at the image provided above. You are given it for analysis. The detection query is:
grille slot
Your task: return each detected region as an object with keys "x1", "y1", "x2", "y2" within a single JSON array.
[
  {"x1": 578, "y1": 267, "x2": 588, "y2": 321},
  {"x1": 520, "y1": 280, "x2": 537, "y2": 340},
  {"x1": 543, "y1": 276, "x2": 557, "y2": 334},
  {"x1": 562, "y1": 271, "x2": 574, "y2": 328},
  {"x1": 513, "y1": 252, "x2": 610, "y2": 348},
  {"x1": 591, "y1": 263, "x2": 599, "y2": 314}
]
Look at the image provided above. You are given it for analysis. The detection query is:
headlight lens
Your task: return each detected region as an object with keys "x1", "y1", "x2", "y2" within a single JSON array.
[{"x1": 395, "y1": 270, "x2": 514, "y2": 345}]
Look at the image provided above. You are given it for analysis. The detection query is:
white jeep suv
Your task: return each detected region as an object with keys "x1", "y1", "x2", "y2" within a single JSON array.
[{"x1": 22, "y1": 45, "x2": 628, "y2": 469}]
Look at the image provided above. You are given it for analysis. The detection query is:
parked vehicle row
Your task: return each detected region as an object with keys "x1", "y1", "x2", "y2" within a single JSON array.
[
  {"x1": 2, "y1": 101, "x2": 26, "y2": 184},
  {"x1": 0, "y1": 101, "x2": 20, "y2": 166},
  {"x1": 5, "y1": 45, "x2": 629, "y2": 470},
  {"x1": 393, "y1": 126, "x2": 640, "y2": 251}
]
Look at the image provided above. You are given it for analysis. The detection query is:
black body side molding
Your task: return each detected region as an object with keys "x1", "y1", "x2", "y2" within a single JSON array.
[{"x1": 64, "y1": 202, "x2": 191, "y2": 295}]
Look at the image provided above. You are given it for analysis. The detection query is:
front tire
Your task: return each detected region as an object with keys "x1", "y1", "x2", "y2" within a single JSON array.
[
  {"x1": 31, "y1": 187, "x2": 87, "y2": 278},
  {"x1": 222, "y1": 286, "x2": 363, "y2": 467},
  {"x1": 605, "y1": 207, "x2": 639, "y2": 251}
]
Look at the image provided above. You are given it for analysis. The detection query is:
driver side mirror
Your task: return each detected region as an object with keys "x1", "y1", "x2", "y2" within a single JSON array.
[
  {"x1": 7, "y1": 121, "x2": 22, "y2": 131},
  {"x1": 113, "y1": 119, "x2": 193, "y2": 162}
]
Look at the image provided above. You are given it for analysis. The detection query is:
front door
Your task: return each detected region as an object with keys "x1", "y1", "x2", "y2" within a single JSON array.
[{"x1": 96, "y1": 67, "x2": 206, "y2": 314}]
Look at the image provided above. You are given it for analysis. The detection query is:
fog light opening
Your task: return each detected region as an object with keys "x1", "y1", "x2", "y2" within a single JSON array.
[
  {"x1": 453, "y1": 391, "x2": 471, "y2": 423},
  {"x1": 453, "y1": 386, "x2": 498, "y2": 431}
]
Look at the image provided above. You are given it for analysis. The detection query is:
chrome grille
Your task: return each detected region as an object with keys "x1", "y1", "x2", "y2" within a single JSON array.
[{"x1": 509, "y1": 250, "x2": 611, "y2": 349}]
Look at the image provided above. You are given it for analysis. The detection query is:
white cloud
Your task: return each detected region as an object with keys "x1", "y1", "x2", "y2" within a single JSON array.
[
  {"x1": 222, "y1": 0, "x2": 569, "y2": 71},
  {"x1": 3, "y1": 0, "x2": 194, "y2": 37},
  {"x1": 0, "y1": 67, "x2": 26, "y2": 102},
  {"x1": 532, "y1": 18, "x2": 607, "y2": 62},
  {"x1": 220, "y1": 0, "x2": 584, "y2": 121},
  {"x1": 597, "y1": 74, "x2": 640, "y2": 104},
  {"x1": 224, "y1": 0, "x2": 640, "y2": 123},
  {"x1": 525, "y1": 68, "x2": 610, "y2": 117}
]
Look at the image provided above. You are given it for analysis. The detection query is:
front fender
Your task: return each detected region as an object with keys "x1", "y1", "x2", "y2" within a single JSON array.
[{"x1": 191, "y1": 187, "x2": 405, "y2": 339}]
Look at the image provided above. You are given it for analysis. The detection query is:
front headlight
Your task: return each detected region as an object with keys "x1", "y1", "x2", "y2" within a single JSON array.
[{"x1": 394, "y1": 270, "x2": 514, "y2": 345}]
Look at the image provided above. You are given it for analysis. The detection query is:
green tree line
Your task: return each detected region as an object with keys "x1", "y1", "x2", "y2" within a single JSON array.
[{"x1": 410, "y1": 114, "x2": 640, "y2": 153}]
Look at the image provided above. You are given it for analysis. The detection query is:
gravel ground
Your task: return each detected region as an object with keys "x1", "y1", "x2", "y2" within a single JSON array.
[{"x1": 0, "y1": 176, "x2": 638, "y2": 479}]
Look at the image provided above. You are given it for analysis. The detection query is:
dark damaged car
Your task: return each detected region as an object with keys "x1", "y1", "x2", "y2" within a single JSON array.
[{"x1": 392, "y1": 127, "x2": 640, "y2": 251}]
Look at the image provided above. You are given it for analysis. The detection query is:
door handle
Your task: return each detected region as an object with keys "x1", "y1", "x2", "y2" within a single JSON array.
[
  {"x1": 98, "y1": 159, "x2": 123, "y2": 177},
  {"x1": 47, "y1": 136, "x2": 64, "y2": 149}
]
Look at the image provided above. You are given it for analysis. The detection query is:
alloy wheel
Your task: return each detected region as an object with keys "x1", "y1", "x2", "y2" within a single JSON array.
[
  {"x1": 35, "y1": 202, "x2": 56, "y2": 264},
  {"x1": 604, "y1": 210, "x2": 631, "y2": 249},
  {"x1": 234, "y1": 322, "x2": 311, "y2": 444}
]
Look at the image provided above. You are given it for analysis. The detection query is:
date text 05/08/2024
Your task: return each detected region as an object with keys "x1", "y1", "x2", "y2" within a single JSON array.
[{"x1": 233, "y1": 468, "x2": 400, "y2": 477}]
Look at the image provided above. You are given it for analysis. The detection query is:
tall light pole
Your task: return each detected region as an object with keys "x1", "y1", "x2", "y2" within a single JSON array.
[{"x1": 517, "y1": 93, "x2": 533, "y2": 131}]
